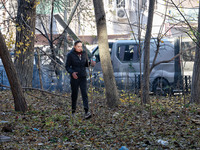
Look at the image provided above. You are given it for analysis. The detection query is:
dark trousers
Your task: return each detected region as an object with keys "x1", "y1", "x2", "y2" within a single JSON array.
[{"x1": 70, "y1": 77, "x2": 89, "y2": 113}]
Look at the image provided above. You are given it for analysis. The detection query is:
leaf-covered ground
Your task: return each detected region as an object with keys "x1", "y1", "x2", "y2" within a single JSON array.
[{"x1": 0, "y1": 90, "x2": 200, "y2": 149}]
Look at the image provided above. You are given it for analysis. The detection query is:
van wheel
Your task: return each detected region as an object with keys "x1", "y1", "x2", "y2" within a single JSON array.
[{"x1": 153, "y1": 78, "x2": 170, "y2": 96}]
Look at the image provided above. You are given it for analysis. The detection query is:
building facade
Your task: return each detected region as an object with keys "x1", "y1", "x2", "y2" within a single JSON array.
[{"x1": 0, "y1": 0, "x2": 199, "y2": 45}]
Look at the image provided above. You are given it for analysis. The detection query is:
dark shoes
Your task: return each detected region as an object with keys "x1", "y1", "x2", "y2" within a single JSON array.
[
  {"x1": 71, "y1": 111, "x2": 92, "y2": 120},
  {"x1": 84, "y1": 112, "x2": 92, "y2": 119}
]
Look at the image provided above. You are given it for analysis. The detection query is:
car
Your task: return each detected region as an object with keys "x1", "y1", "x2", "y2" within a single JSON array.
[{"x1": 91, "y1": 39, "x2": 193, "y2": 95}]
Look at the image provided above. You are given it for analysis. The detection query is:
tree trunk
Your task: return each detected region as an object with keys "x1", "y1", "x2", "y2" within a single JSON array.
[
  {"x1": 142, "y1": 0, "x2": 156, "y2": 104},
  {"x1": 36, "y1": 48, "x2": 43, "y2": 90},
  {"x1": 93, "y1": 0, "x2": 119, "y2": 107},
  {"x1": 0, "y1": 31, "x2": 27, "y2": 112},
  {"x1": 15, "y1": 0, "x2": 36, "y2": 87},
  {"x1": 191, "y1": 2, "x2": 200, "y2": 104}
]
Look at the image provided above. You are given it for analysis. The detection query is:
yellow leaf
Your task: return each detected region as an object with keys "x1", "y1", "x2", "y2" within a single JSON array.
[
  {"x1": 191, "y1": 119, "x2": 200, "y2": 125},
  {"x1": 17, "y1": 27, "x2": 21, "y2": 32},
  {"x1": 16, "y1": 43, "x2": 20, "y2": 47},
  {"x1": 23, "y1": 48, "x2": 26, "y2": 53},
  {"x1": 25, "y1": 43, "x2": 30, "y2": 47},
  {"x1": 36, "y1": 1, "x2": 40, "y2": 5},
  {"x1": 26, "y1": 36, "x2": 30, "y2": 40},
  {"x1": 16, "y1": 50, "x2": 21, "y2": 54}
]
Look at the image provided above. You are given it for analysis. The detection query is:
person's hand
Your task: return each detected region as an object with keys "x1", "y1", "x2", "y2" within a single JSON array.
[
  {"x1": 72, "y1": 72, "x2": 78, "y2": 79},
  {"x1": 91, "y1": 60, "x2": 96, "y2": 67}
]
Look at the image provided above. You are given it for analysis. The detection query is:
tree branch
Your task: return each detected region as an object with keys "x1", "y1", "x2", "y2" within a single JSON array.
[
  {"x1": 1, "y1": 0, "x2": 16, "y2": 22},
  {"x1": 170, "y1": 0, "x2": 200, "y2": 48},
  {"x1": 37, "y1": 47, "x2": 66, "y2": 70},
  {"x1": 150, "y1": 52, "x2": 181, "y2": 73},
  {"x1": 0, "y1": 84, "x2": 69, "y2": 98}
]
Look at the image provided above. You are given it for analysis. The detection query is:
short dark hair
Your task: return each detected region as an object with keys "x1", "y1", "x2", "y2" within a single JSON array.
[{"x1": 74, "y1": 40, "x2": 82, "y2": 46}]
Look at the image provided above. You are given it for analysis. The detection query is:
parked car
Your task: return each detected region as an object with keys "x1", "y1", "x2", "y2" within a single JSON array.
[{"x1": 91, "y1": 39, "x2": 192, "y2": 95}]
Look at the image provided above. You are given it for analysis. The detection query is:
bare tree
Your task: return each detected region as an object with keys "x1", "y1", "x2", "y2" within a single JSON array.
[
  {"x1": 143, "y1": 0, "x2": 156, "y2": 104},
  {"x1": 191, "y1": 1, "x2": 200, "y2": 104},
  {"x1": 93, "y1": 0, "x2": 119, "y2": 108},
  {"x1": 36, "y1": 0, "x2": 86, "y2": 91},
  {"x1": 15, "y1": 0, "x2": 37, "y2": 87},
  {"x1": 168, "y1": 0, "x2": 199, "y2": 103},
  {"x1": 0, "y1": 31, "x2": 27, "y2": 112}
]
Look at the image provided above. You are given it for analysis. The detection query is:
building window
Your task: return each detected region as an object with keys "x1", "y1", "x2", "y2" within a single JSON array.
[
  {"x1": 116, "y1": 0, "x2": 125, "y2": 8},
  {"x1": 108, "y1": 0, "x2": 113, "y2": 5}
]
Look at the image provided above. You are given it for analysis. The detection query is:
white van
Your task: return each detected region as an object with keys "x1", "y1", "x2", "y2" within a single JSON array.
[{"x1": 91, "y1": 39, "x2": 186, "y2": 95}]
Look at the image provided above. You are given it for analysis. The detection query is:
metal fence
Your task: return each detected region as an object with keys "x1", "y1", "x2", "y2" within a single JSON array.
[
  {"x1": 0, "y1": 70, "x2": 3, "y2": 90},
  {"x1": 91, "y1": 74, "x2": 192, "y2": 95},
  {"x1": 134, "y1": 75, "x2": 192, "y2": 95},
  {"x1": 0, "y1": 66, "x2": 192, "y2": 95},
  {"x1": 0, "y1": 66, "x2": 71, "y2": 92}
]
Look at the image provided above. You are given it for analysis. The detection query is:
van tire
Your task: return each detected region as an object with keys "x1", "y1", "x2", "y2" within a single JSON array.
[{"x1": 153, "y1": 78, "x2": 170, "y2": 96}]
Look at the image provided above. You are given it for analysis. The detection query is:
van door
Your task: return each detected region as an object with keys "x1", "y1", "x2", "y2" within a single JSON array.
[
  {"x1": 149, "y1": 40, "x2": 175, "y2": 94},
  {"x1": 112, "y1": 42, "x2": 141, "y2": 88}
]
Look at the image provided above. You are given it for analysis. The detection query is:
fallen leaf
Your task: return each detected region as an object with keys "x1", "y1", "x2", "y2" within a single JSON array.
[{"x1": 191, "y1": 119, "x2": 200, "y2": 125}]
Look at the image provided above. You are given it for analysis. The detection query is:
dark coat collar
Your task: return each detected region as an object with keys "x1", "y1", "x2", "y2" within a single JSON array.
[{"x1": 71, "y1": 48, "x2": 85, "y2": 55}]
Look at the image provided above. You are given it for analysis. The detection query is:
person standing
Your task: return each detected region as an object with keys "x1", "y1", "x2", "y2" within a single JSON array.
[{"x1": 65, "y1": 41, "x2": 95, "y2": 119}]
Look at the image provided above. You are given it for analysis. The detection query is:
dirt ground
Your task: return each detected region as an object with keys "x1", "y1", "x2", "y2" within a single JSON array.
[{"x1": 0, "y1": 90, "x2": 200, "y2": 149}]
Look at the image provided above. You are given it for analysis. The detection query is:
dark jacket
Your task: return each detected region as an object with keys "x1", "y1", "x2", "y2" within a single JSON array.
[{"x1": 65, "y1": 48, "x2": 89, "y2": 78}]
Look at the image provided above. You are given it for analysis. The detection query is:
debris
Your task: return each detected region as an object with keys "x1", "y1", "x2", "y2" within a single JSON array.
[
  {"x1": 145, "y1": 140, "x2": 151, "y2": 145},
  {"x1": 119, "y1": 146, "x2": 129, "y2": 150},
  {"x1": 197, "y1": 109, "x2": 200, "y2": 115},
  {"x1": 191, "y1": 119, "x2": 200, "y2": 125},
  {"x1": 157, "y1": 139, "x2": 169, "y2": 146},
  {"x1": 0, "y1": 121, "x2": 9, "y2": 123},
  {"x1": 0, "y1": 135, "x2": 11, "y2": 142},
  {"x1": 33, "y1": 128, "x2": 40, "y2": 131},
  {"x1": 2, "y1": 126, "x2": 13, "y2": 132},
  {"x1": 113, "y1": 112, "x2": 119, "y2": 117}
]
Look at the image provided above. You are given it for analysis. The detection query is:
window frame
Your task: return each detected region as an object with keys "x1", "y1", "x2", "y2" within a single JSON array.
[{"x1": 116, "y1": 43, "x2": 140, "y2": 63}]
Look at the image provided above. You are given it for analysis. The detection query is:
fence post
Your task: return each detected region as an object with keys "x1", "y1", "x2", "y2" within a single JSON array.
[
  {"x1": 0, "y1": 70, "x2": 3, "y2": 90},
  {"x1": 185, "y1": 76, "x2": 188, "y2": 94}
]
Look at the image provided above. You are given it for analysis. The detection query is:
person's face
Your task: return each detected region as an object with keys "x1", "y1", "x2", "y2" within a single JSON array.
[{"x1": 74, "y1": 42, "x2": 83, "y2": 52}]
